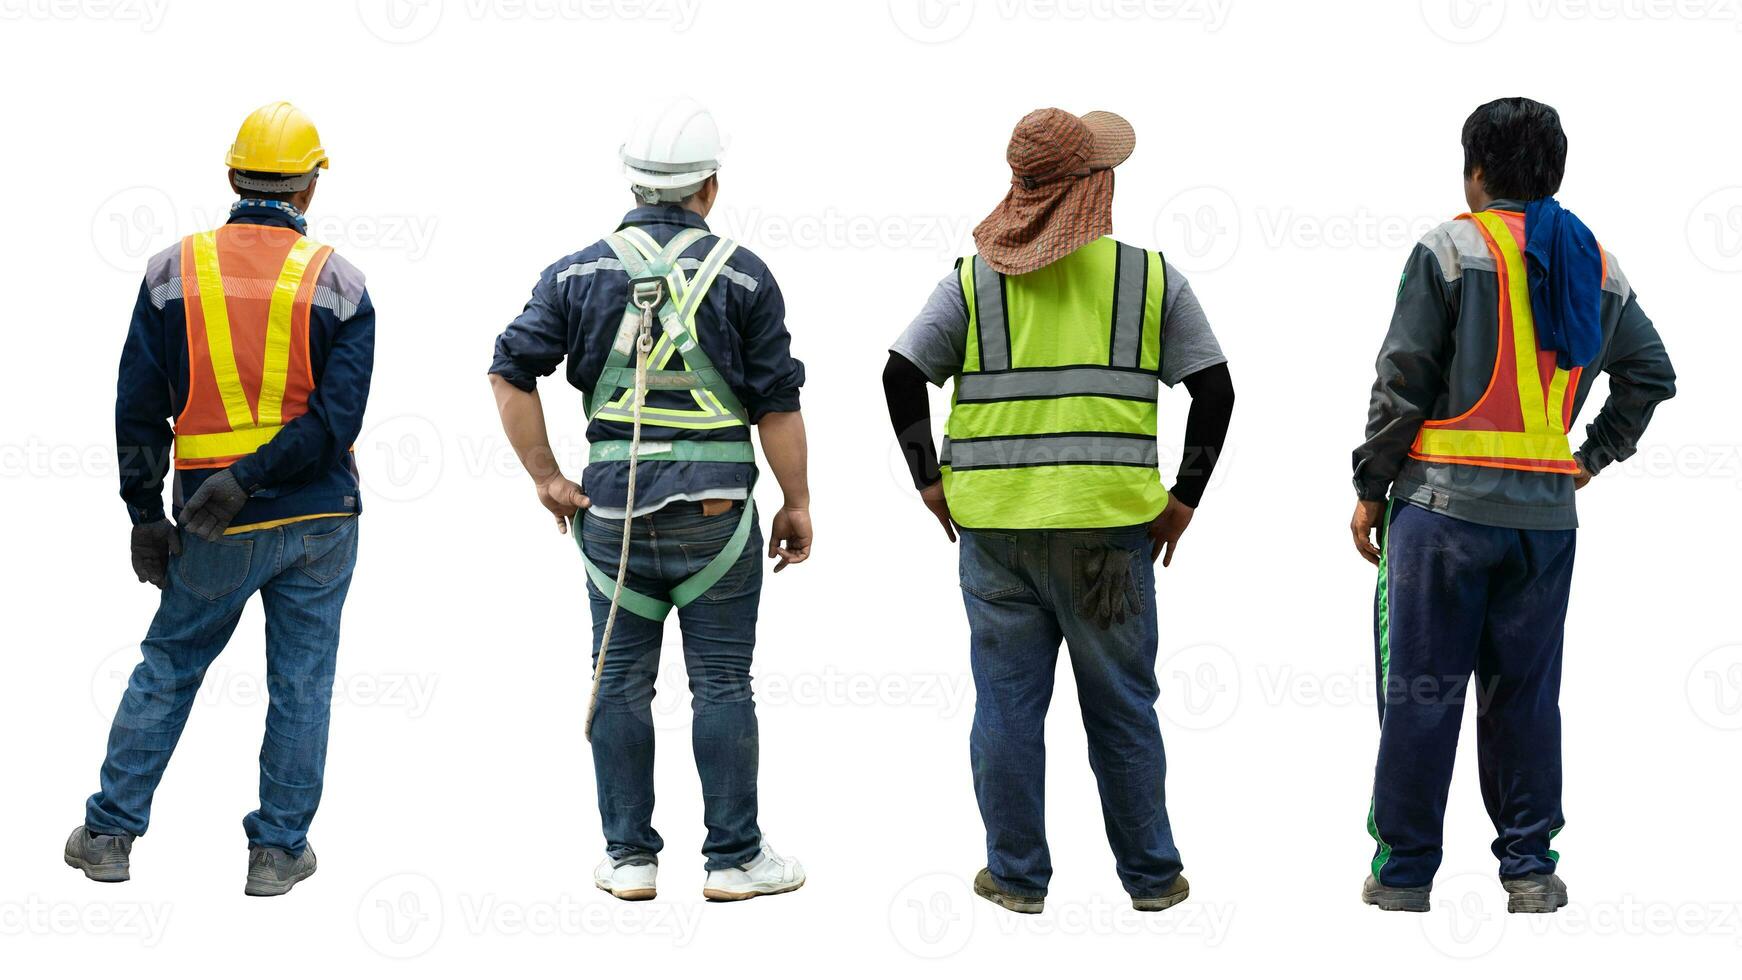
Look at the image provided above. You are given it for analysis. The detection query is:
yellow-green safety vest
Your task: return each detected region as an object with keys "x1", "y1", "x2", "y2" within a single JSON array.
[{"x1": 943, "y1": 236, "x2": 1169, "y2": 529}]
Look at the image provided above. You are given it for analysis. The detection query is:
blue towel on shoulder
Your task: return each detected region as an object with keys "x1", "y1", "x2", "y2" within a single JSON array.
[{"x1": 1522, "y1": 197, "x2": 1603, "y2": 369}]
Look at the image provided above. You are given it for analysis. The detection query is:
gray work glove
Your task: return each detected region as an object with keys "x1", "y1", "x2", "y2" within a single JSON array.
[
  {"x1": 130, "y1": 519, "x2": 182, "y2": 589},
  {"x1": 1077, "y1": 546, "x2": 1139, "y2": 631},
  {"x1": 180, "y1": 469, "x2": 249, "y2": 541}
]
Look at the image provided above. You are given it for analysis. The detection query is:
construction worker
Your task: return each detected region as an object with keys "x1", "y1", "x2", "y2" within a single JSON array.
[
  {"x1": 488, "y1": 97, "x2": 811, "y2": 903},
  {"x1": 883, "y1": 108, "x2": 1236, "y2": 914},
  {"x1": 1352, "y1": 98, "x2": 1676, "y2": 914},
  {"x1": 70, "y1": 103, "x2": 374, "y2": 896}
]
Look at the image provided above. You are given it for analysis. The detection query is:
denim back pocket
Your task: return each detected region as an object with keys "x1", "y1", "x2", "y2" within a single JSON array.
[
  {"x1": 297, "y1": 517, "x2": 359, "y2": 585},
  {"x1": 175, "y1": 534, "x2": 254, "y2": 601},
  {"x1": 958, "y1": 531, "x2": 1027, "y2": 602},
  {"x1": 1069, "y1": 543, "x2": 1147, "y2": 619},
  {"x1": 580, "y1": 508, "x2": 621, "y2": 542},
  {"x1": 675, "y1": 508, "x2": 761, "y2": 603}
]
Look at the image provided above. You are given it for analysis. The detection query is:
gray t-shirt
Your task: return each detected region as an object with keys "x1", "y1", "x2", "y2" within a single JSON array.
[{"x1": 890, "y1": 257, "x2": 1226, "y2": 387}]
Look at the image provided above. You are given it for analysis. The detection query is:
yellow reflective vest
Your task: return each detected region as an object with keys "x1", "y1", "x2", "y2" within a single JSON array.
[{"x1": 942, "y1": 236, "x2": 1169, "y2": 529}]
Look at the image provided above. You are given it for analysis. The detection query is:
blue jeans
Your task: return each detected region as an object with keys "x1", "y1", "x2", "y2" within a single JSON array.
[
  {"x1": 86, "y1": 515, "x2": 359, "y2": 855},
  {"x1": 959, "y1": 526, "x2": 1182, "y2": 900},
  {"x1": 580, "y1": 501, "x2": 763, "y2": 871},
  {"x1": 1369, "y1": 501, "x2": 1576, "y2": 887}
]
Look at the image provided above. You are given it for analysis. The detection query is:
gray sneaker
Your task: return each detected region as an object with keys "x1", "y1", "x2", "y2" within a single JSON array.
[
  {"x1": 973, "y1": 868, "x2": 1044, "y2": 914},
  {"x1": 1132, "y1": 874, "x2": 1190, "y2": 912},
  {"x1": 1361, "y1": 874, "x2": 1430, "y2": 912},
  {"x1": 245, "y1": 844, "x2": 317, "y2": 897},
  {"x1": 1503, "y1": 873, "x2": 1568, "y2": 913},
  {"x1": 64, "y1": 826, "x2": 132, "y2": 883}
]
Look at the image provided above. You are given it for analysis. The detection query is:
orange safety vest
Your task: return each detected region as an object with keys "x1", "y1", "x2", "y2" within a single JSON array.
[
  {"x1": 1408, "y1": 209, "x2": 1592, "y2": 475},
  {"x1": 174, "y1": 224, "x2": 331, "y2": 469}
]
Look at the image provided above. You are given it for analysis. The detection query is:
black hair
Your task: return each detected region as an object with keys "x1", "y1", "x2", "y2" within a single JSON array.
[{"x1": 1461, "y1": 97, "x2": 1567, "y2": 201}]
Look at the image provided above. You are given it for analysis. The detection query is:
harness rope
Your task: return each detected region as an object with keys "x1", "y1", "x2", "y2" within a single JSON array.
[{"x1": 583, "y1": 279, "x2": 662, "y2": 742}]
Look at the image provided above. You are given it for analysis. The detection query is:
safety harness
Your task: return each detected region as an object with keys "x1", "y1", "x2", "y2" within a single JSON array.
[{"x1": 578, "y1": 225, "x2": 757, "y2": 739}]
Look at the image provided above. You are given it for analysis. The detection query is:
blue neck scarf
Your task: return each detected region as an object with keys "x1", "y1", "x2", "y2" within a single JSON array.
[
  {"x1": 231, "y1": 198, "x2": 308, "y2": 234},
  {"x1": 1521, "y1": 196, "x2": 1602, "y2": 369}
]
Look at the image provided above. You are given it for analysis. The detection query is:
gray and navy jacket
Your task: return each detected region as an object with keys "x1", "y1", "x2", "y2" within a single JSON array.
[
  {"x1": 1353, "y1": 199, "x2": 1676, "y2": 530},
  {"x1": 488, "y1": 205, "x2": 805, "y2": 513},
  {"x1": 117, "y1": 204, "x2": 375, "y2": 529}
]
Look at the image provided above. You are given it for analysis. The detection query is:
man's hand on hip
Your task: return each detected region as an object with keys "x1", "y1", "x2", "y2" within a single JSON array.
[
  {"x1": 920, "y1": 480, "x2": 957, "y2": 543},
  {"x1": 1149, "y1": 495, "x2": 1194, "y2": 567},
  {"x1": 537, "y1": 472, "x2": 589, "y2": 535},
  {"x1": 1350, "y1": 499, "x2": 1385, "y2": 566},
  {"x1": 129, "y1": 519, "x2": 181, "y2": 589}
]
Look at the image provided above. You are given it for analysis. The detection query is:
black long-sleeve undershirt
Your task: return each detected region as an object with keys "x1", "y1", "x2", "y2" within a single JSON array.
[
  {"x1": 1172, "y1": 362, "x2": 1236, "y2": 507},
  {"x1": 883, "y1": 353, "x2": 944, "y2": 490},
  {"x1": 882, "y1": 352, "x2": 1235, "y2": 509}
]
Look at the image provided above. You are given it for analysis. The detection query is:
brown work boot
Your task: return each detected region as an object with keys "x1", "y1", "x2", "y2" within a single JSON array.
[{"x1": 973, "y1": 868, "x2": 1043, "y2": 914}]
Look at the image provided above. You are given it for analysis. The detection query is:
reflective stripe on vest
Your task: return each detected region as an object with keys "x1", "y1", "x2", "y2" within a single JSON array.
[
  {"x1": 954, "y1": 366, "x2": 1159, "y2": 403},
  {"x1": 175, "y1": 227, "x2": 330, "y2": 468},
  {"x1": 943, "y1": 237, "x2": 1169, "y2": 529},
  {"x1": 1408, "y1": 210, "x2": 1583, "y2": 475},
  {"x1": 941, "y1": 432, "x2": 1160, "y2": 471}
]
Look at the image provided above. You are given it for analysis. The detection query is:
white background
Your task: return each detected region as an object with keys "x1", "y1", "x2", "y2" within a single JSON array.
[{"x1": 2, "y1": 0, "x2": 1739, "y2": 973}]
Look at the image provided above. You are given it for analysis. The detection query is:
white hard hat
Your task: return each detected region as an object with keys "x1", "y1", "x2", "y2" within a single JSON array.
[{"x1": 621, "y1": 97, "x2": 723, "y2": 194}]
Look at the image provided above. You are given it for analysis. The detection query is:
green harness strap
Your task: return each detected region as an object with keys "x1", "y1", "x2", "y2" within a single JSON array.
[
  {"x1": 584, "y1": 228, "x2": 703, "y2": 419},
  {"x1": 588, "y1": 440, "x2": 755, "y2": 463},
  {"x1": 573, "y1": 228, "x2": 759, "y2": 621},
  {"x1": 571, "y1": 494, "x2": 757, "y2": 621},
  {"x1": 589, "y1": 233, "x2": 750, "y2": 425}
]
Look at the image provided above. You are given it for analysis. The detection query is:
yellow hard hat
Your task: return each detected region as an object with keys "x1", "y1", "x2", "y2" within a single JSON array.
[{"x1": 225, "y1": 102, "x2": 329, "y2": 174}]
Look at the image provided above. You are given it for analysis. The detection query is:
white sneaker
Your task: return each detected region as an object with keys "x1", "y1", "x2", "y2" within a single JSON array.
[
  {"x1": 701, "y1": 843, "x2": 806, "y2": 901},
  {"x1": 594, "y1": 856, "x2": 657, "y2": 901}
]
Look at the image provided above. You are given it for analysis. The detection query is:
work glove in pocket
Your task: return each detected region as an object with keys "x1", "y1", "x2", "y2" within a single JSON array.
[{"x1": 1076, "y1": 545, "x2": 1140, "y2": 631}]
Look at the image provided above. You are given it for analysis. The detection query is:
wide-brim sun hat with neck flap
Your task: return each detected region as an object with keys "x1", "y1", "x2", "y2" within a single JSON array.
[{"x1": 972, "y1": 107, "x2": 1135, "y2": 276}]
